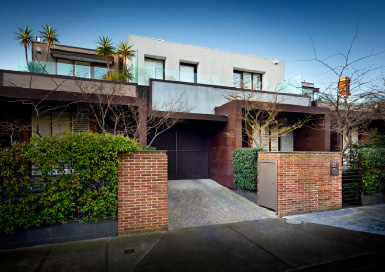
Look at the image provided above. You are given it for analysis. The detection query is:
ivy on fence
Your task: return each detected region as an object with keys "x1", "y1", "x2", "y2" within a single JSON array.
[
  {"x1": 232, "y1": 148, "x2": 264, "y2": 192},
  {"x1": 358, "y1": 147, "x2": 385, "y2": 195},
  {"x1": 0, "y1": 132, "x2": 139, "y2": 234}
]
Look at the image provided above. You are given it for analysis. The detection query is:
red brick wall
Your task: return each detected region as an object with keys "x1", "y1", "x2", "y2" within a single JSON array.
[
  {"x1": 118, "y1": 151, "x2": 168, "y2": 235},
  {"x1": 258, "y1": 152, "x2": 342, "y2": 216}
]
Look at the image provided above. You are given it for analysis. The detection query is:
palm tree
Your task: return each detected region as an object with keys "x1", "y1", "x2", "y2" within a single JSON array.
[
  {"x1": 14, "y1": 26, "x2": 35, "y2": 63},
  {"x1": 116, "y1": 41, "x2": 135, "y2": 68},
  {"x1": 39, "y1": 25, "x2": 59, "y2": 61},
  {"x1": 96, "y1": 36, "x2": 115, "y2": 77}
]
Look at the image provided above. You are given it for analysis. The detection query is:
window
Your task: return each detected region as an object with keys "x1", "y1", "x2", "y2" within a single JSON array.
[
  {"x1": 180, "y1": 63, "x2": 197, "y2": 83},
  {"x1": 94, "y1": 64, "x2": 108, "y2": 79},
  {"x1": 250, "y1": 125, "x2": 278, "y2": 151},
  {"x1": 144, "y1": 57, "x2": 164, "y2": 80},
  {"x1": 233, "y1": 71, "x2": 242, "y2": 88},
  {"x1": 56, "y1": 59, "x2": 108, "y2": 79},
  {"x1": 32, "y1": 111, "x2": 89, "y2": 136},
  {"x1": 57, "y1": 59, "x2": 73, "y2": 77},
  {"x1": 75, "y1": 61, "x2": 90, "y2": 78},
  {"x1": 233, "y1": 71, "x2": 262, "y2": 90}
]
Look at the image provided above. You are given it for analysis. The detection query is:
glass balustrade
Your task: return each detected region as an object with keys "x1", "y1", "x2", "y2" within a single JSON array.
[
  {"x1": 18, "y1": 60, "x2": 109, "y2": 80},
  {"x1": 16, "y1": 60, "x2": 347, "y2": 101}
]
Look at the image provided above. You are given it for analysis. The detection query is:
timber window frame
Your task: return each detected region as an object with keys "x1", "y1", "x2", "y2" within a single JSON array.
[
  {"x1": 233, "y1": 70, "x2": 262, "y2": 90},
  {"x1": 179, "y1": 62, "x2": 197, "y2": 83},
  {"x1": 31, "y1": 111, "x2": 90, "y2": 136}
]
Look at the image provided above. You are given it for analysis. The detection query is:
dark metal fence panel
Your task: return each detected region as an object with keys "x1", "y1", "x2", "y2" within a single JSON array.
[{"x1": 342, "y1": 150, "x2": 361, "y2": 204}]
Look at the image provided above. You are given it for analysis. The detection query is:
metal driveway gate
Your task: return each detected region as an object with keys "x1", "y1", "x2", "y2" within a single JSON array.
[{"x1": 149, "y1": 122, "x2": 210, "y2": 180}]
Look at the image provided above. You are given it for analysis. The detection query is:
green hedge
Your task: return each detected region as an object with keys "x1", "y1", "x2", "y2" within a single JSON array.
[
  {"x1": 358, "y1": 147, "x2": 385, "y2": 195},
  {"x1": 0, "y1": 132, "x2": 139, "y2": 234},
  {"x1": 232, "y1": 148, "x2": 264, "y2": 191}
]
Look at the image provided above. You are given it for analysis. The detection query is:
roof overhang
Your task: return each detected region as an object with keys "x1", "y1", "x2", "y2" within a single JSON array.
[
  {"x1": 50, "y1": 48, "x2": 114, "y2": 65},
  {"x1": 154, "y1": 111, "x2": 228, "y2": 122}
]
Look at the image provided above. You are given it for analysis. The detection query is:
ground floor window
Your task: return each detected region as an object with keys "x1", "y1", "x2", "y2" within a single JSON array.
[
  {"x1": 31, "y1": 111, "x2": 89, "y2": 136},
  {"x1": 249, "y1": 126, "x2": 279, "y2": 151}
]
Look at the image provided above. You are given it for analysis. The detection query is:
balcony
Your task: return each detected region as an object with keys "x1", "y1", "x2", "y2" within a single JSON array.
[
  {"x1": 133, "y1": 67, "x2": 307, "y2": 94},
  {"x1": 2, "y1": 62, "x2": 137, "y2": 102},
  {"x1": 18, "y1": 60, "x2": 110, "y2": 80},
  {"x1": 16, "y1": 60, "x2": 324, "y2": 103}
]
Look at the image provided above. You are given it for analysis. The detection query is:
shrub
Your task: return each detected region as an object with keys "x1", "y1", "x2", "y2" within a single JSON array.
[
  {"x1": 141, "y1": 146, "x2": 157, "y2": 151},
  {"x1": 0, "y1": 132, "x2": 139, "y2": 234},
  {"x1": 358, "y1": 147, "x2": 385, "y2": 195},
  {"x1": 232, "y1": 148, "x2": 264, "y2": 191}
]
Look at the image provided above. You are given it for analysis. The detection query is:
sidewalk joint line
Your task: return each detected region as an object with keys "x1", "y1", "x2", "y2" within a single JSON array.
[
  {"x1": 226, "y1": 224, "x2": 294, "y2": 270},
  {"x1": 33, "y1": 244, "x2": 55, "y2": 272},
  {"x1": 105, "y1": 236, "x2": 109, "y2": 272},
  {"x1": 133, "y1": 231, "x2": 168, "y2": 272}
]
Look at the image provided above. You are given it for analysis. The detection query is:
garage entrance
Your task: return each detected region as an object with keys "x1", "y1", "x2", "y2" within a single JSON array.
[{"x1": 149, "y1": 121, "x2": 216, "y2": 180}]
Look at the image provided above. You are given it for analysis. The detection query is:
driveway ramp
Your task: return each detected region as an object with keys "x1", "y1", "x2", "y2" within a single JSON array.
[{"x1": 168, "y1": 179, "x2": 277, "y2": 230}]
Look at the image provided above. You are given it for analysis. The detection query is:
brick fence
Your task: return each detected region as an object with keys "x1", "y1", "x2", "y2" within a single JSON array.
[
  {"x1": 117, "y1": 151, "x2": 168, "y2": 235},
  {"x1": 258, "y1": 152, "x2": 342, "y2": 216}
]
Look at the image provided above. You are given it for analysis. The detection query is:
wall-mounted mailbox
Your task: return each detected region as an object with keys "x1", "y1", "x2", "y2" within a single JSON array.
[{"x1": 330, "y1": 162, "x2": 339, "y2": 176}]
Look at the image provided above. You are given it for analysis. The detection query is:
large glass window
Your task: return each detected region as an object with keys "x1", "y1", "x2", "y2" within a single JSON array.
[
  {"x1": 243, "y1": 72, "x2": 252, "y2": 89},
  {"x1": 233, "y1": 71, "x2": 242, "y2": 88},
  {"x1": 252, "y1": 74, "x2": 262, "y2": 90},
  {"x1": 233, "y1": 71, "x2": 262, "y2": 90},
  {"x1": 94, "y1": 65, "x2": 108, "y2": 79},
  {"x1": 180, "y1": 63, "x2": 197, "y2": 83},
  {"x1": 144, "y1": 57, "x2": 164, "y2": 80},
  {"x1": 75, "y1": 61, "x2": 91, "y2": 78},
  {"x1": 57, "y1": 59, "x2": 108, "y2": 79},
  {"x1": 57, "y1": 59, "x2": 73, "y2": 76}
]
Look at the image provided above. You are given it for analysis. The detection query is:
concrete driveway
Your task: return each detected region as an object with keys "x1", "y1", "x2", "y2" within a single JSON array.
[{"x1": 168, "y1": 179, "x2": 277, "y2": 230}]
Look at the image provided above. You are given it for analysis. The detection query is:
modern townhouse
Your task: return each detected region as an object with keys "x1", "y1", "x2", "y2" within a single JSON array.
[{"x1": 0, "y1": 35, "x2": 344, "y2": 188}]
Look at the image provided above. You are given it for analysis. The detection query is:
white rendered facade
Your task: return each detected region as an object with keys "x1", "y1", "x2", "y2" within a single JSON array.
[{"x1": 127, "y1": 34, "x2": 285, "y2": 88}]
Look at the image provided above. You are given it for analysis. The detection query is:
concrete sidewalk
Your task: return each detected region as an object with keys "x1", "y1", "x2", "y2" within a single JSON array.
[
  {"x1": 285, "y1": 204, "x2": 385, "y2": 235},
  {"x1": 2, "y1": 218, "x2": 385, "y2": 272}
]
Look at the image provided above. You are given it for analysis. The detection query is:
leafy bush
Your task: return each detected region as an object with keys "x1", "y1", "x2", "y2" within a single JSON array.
[
  {"x1": 232, "y1": 148, "x2": 264, "y2": 191},
  {"x1": 0, "y1": 132, "x2": 139, "y2": 234},
  {"x1": 141, "y1": 146, "x2": 156, "y2": 151},
  {"x1": 358, "y1": 147, "x2": 385, "y2": 195}
]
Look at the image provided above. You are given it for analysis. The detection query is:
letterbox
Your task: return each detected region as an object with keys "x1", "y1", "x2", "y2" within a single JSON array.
[{"x1": 330, "y1": 162, "x2": 339, "y2": 176}]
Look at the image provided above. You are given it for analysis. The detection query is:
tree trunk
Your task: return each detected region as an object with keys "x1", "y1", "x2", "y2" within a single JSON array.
[
  {"x1": 105, "y1": 56, "x2": 110, "y2": 77},
  {"x1": 24, "y1": 45, "x2": 28, "y2": 63}
]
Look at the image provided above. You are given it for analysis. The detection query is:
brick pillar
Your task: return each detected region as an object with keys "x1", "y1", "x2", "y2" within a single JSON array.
[{"x1": 118, "y1": 151, "x2": 168, "y2": 235}]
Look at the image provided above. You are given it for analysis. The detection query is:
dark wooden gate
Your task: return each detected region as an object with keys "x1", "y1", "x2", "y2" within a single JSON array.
[{"x1": 149, "y1": 122, "x2": 211, "y2": 180}]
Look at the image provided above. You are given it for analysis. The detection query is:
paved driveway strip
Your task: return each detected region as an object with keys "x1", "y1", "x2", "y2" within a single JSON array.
[
  {"x1": 168, "y1": 179, "x2": 277, "y2": 230},
  {"x1": 285, "y1": 204, "x2": 385, "y2": 235}
]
